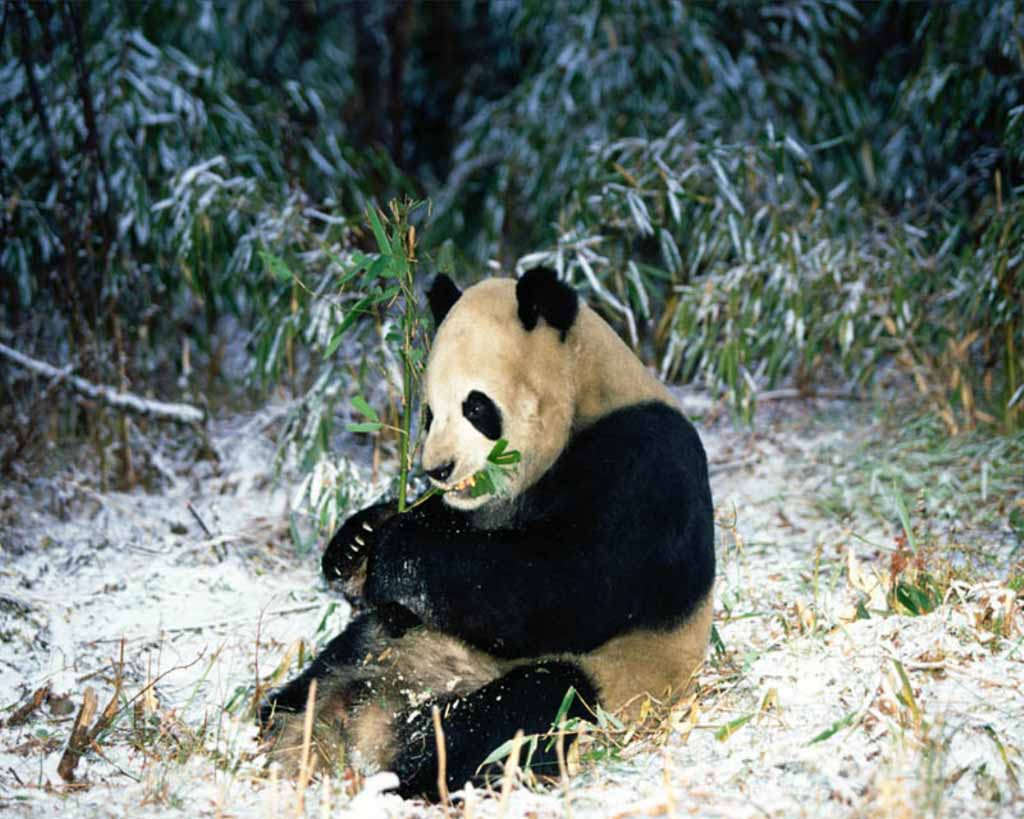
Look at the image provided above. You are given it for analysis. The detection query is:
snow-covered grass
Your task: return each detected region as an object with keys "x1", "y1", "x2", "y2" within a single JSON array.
[{"x1": 1, "y1": 396, "x2": 1021, "y2": 817}]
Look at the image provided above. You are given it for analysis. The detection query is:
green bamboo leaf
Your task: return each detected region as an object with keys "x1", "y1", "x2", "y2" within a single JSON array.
[
  {"x1": 552, "y1": 686, "x2": 578, "y2": 728},
  {"x1": 389, "y1": 229, "x2": 409, "y2": 276},
  {"x1": 480, "y1": 737, "x2": 519, "y2": 767},
  {"x1": 368, "y1": 255, "x2": 391, "y2": 281},
  {"x1": 710, "y1": 624, "x2": 727, "y2": 656},
  {"x1": 259, "y1": 250, "x2": 295, "y2": 283},
  {"x1": 487, "y1": 438, "x2": 522, "y2": 465},
  {"x1": 324, "y1": 295, "x2": 374, "y2": 357},
  {"x1": 323, "y1": 248, "x2": 372, "y2": 288},
  {"x1": 889, "y1": 484, "x2": 917, "y2": 554},
  {"x1": 469, "y1": 470, "x2": 496, "y2": 498},
  {"x1": 366, "y1": 207, "x2": 390, "y2": 256},
  {"x1": 807, "y1": 709, "x2": 858, "y2": 744},
  {"x1": 351, "y1": 395, "x2": 379, "y2": 422},
  {"x1": 594, "y1": 705, "x2": 624, "y2": 731},
  {"x1": 522, "y1": 734, "x2": 539, "y2": 773},
  {"x1": 715, "y1": 713, "x2": 754, "y2": 742},
  {"x1": 892, "y1": 659, "x2": 920, "y2": 722},
  {"x1": 345, "y1": 421, "x2": 383, "y2": 434}
]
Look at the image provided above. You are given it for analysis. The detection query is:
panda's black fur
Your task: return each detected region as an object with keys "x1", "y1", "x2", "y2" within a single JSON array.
[
  {"x1": 360, "y1": 401, "x2": 713, "y2": 657},
  {"x1": 261, "y1": 269, "x2": 715, "y2": 800}
]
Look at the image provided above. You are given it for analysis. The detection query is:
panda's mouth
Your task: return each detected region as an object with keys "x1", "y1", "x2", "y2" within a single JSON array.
[
  {"x1": 447, "y1": 473, "x2": 477, "y2": 495},
  {"x1": 434, "y1": 472, "x2": 479, "y2": 499}
]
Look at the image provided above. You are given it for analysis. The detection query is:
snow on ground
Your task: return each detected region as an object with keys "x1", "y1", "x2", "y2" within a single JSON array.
[{"x1": 1, "y1": 399, "x2": 1021, "y2": 818}]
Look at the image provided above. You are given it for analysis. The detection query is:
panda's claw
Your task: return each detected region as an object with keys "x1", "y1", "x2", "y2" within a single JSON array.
[
  {"x1": 355, "y1": 536, "x2": 365, "y2": 547},
  {"x1": 361, "y1": 522, "x2": 374, "y2": 532}
]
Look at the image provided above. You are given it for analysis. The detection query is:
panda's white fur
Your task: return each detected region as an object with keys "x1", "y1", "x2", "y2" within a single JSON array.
[{"x1": 423, "y1": 278, "x2": 672, "y2": 514}]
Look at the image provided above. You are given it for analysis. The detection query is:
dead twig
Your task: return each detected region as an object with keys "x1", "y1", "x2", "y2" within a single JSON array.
[
  {"x1": 252, "y1": 607, "x2": 265, "y2": 721},
  {"x1": 57, "y1": 686, "x2": 98, "y2": 782},
  {"x1": 57, "y1": 640, "x2": 126, "y2": 783},
  {"x1": 56, "y1": 647, "x2": 207, "y2": 783},
  {"x1": 186, "y1": 500, "x2": 215, "y2": 538},
  {"x1": 3, "y1": 684, "x2": 51, "y2": 728},
  {"x1": 708, "y1": 456, "x2": 759, "y2": 475},
  {"x1": 757, "y1": 387, "x2": 860, "y2": 402}
]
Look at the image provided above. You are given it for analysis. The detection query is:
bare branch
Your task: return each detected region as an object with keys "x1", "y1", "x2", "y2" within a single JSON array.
[{"x1": 0, "y1": 342, "x2": 205, "y2": 425}]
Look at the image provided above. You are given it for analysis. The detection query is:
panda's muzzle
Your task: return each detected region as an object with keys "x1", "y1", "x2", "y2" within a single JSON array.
[{"x1": 425, "y1": 461, "x2": 478, "y2": 496}]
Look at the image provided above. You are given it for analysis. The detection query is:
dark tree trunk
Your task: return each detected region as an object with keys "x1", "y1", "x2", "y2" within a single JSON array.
[
  {"x1": 13, "y1": 0, "x2": 91, "y2": 343},
  {"x1": 351, "y1": 1, "x2": 386, "y2": 150},
  {"x1": 386, "y1": 0, "x2": 412, "y2": 169},
  {"x1": 62, "y1": 0, "x2": 115, "y2": 312}
]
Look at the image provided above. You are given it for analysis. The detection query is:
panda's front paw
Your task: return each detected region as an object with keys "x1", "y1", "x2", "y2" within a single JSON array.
[{"x1": 322, "y1": 501, "x2": 398, "y2": 586}]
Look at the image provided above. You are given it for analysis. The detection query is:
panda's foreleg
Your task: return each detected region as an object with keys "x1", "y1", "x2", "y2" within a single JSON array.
[{"x1": 390, "y1": 660, "x2": 598, "y2": 801}]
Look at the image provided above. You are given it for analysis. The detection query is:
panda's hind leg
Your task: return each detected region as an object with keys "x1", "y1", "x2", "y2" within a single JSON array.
[
  {"x1": 259, "y1": 612, "x2": 381, "y2": 731},
  {"x1": 391, "y1": 661, "x2": 598, "y2": 800}
]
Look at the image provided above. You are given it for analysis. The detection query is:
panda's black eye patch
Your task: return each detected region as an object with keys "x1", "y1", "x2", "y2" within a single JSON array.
[
  {"x1": 424, "y1": 405, "x2": 433, "y2": 432},
  {"x1": 462, "y1": 390, "x2": 502, "y2": 441}
]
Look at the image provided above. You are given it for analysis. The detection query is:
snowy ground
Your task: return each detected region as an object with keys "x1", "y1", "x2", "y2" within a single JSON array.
[{"x1": 1, "y1": 396, "x2": 1021, "y2": 818}]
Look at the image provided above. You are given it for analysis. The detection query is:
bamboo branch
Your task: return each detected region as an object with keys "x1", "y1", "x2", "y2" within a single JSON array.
[{"x1": 0, "y1": 342, "x2": 205, "y2": 425}]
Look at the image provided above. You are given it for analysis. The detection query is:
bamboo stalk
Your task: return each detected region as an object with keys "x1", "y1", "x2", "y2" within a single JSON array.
[{"x1": 58, "y1": 687, "x2": 98, "y2": 782}]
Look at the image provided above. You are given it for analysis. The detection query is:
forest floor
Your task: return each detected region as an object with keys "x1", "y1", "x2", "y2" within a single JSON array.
[{"x1": 1, "y1": 391, "x2": 1022, "y2": 818}]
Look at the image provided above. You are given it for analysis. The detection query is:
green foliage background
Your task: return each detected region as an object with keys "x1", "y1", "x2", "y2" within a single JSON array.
[{"x1": 3, "y1": 0, "x2": 1023, "y2": 493}]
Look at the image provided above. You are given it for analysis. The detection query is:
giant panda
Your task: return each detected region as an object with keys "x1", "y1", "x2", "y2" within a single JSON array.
[{"x1": 260, "y1": 268, "x2": 715, "y2": 799}]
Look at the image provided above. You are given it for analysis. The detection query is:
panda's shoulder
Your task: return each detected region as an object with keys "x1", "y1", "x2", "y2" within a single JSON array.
[
  {"x1": 578, "y1": 400, "x2": 705, "y2": 461},
  {"x1": 543, "y1": 400, "x2": 709, "y2": 506}
]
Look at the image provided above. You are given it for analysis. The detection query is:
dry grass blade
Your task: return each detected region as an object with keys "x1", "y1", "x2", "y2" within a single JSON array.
[
  {"x1": 320, "y1": 771, "x2": 332, "y2": 819},
  {"x1": 293, "y1": 679, "x2": 318, "y2": 817},
  {"x1": 556, "y1": 719, "x2": 572, "y2": 818},
  {"x1": 498, "y1": 729, "x2": 524, "y2": 818},
  {"x1": 432, "y1": 705, "x2": 450, "y2": 815}
]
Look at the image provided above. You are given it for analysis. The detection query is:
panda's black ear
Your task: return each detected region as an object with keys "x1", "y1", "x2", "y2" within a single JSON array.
[
  {"x1": 516, "y1": 267, "x2": 579, "y2": 342},
  {"x1": 427, "y1": 274, "x2": 462, "y2": 327}
]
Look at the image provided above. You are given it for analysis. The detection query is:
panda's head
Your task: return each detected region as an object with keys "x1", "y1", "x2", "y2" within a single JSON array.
[{"x1": 421, "y1": 269, "x2": 579, "y2": 511}]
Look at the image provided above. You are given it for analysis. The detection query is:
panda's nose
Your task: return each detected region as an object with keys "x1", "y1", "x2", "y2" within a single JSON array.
[{"x1": 426, "y1": 461, "x2": 454, "y2": 483}]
